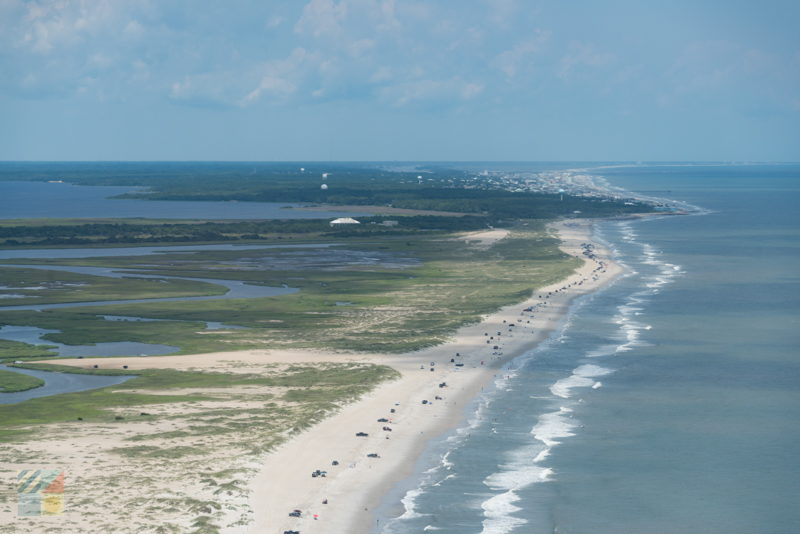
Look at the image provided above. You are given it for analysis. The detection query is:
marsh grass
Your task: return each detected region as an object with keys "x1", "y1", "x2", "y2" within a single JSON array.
[
  {"x1": 0, "y1": 368, "x2": 44, "y2": 392},
  {"x1": 0, "y1": 266, "x2": 226, "y2": 306},
  {"x1": 0, "y1": 339, "x2": 57, "y2": 361},
  {"x1": 0, "y1": 218, "x2": 578, "y2": 531},
  {"x1": 1, "y1": 220, "x2": 577, "y2": 356}
]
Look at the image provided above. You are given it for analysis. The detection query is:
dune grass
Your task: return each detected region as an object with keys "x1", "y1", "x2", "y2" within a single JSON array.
[
  {"x1": 0, "y1": 362, "x2": 399, "y2": 442},
  {"x1": 0, "y1": 360, "x2": 399, "y2": 532}
]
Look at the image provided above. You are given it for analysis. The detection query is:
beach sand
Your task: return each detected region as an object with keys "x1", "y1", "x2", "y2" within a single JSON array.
[
  {"x1": 231, "y1": 219, "x2": 622, "y2": 533},
  {"x1": 15, "y1": 219, "x2": 621, "y2": 533}
]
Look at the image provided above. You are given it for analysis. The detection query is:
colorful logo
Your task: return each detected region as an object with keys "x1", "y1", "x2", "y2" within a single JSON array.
[{"x1": 17, "y1": 469, "x2": 64, "y2": 516}]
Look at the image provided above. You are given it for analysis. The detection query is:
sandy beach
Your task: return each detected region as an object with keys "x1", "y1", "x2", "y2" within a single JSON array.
[
  {"x1": 229, "y1": 219, "x2": 622, "y2": 533},
  {"x1": 13, "y1": 219, "x2": 621, "y2": 533}
]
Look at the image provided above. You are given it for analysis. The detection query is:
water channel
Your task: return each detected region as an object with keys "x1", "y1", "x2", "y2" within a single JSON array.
[{"x1": 0, "y1": 242, "x2": 327, "y2": 402}]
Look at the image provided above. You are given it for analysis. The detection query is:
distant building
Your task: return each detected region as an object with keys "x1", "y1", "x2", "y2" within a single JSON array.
[{"x1": 330, "y1": 217, "x2": 360, "y2": 226}]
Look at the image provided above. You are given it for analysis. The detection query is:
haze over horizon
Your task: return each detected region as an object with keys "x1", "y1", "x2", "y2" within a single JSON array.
[{"x1": 2, "y1": 0, "x2": 799, "y2": 162}]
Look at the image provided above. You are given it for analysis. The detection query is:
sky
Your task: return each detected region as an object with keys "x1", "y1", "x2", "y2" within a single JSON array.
[{"x1": 1, "y1": 0, "x2": 799, "y2": 161}]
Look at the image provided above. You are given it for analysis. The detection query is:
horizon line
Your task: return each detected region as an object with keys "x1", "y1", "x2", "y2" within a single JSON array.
[{"x1": 1, "y1": 160, "x2": 798, "y2": 165}]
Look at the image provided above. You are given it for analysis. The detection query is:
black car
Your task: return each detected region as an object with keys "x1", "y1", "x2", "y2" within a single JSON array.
[
  {"x1": 288, "y1": 509, "x2": 301, "y2": 517},
  {"x1": 356, "y1": 431, "x2": 368, "y2": 437},
  {"x1": 377, "y1": 418, "x2": 389, "y2": 422}
]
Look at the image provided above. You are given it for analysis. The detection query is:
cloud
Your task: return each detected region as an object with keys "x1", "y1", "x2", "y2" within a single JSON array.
[
  {"x1": 3, "y1": 0, "x2": 794, "y2": 121},
  {"x1": 294, "y1": 0, "x2": 348, "y2": 39},
  {"x1": 239, "y1": 48, "x2": 320, "y2": 106},
  {"x1": 379, "y1": 77, "x2": 484, "y2": 107},
  {"x1": 266, "y1": 15, "x2": 285, "y2": 28},
  {"x1": 0, "y1": 0, "x2": 157, "y2": 97},
  {"x1": 492, "y1": 31, "x2": 550, "y2": 79},
  {"x1": 558, "y1": 42, "x2": 613, "y2": 81}
]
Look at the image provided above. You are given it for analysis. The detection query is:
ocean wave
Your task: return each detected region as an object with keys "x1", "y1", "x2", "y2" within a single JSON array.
[
  {"x1": 395, "y1": 487, "x2": 429, "y2": 520},
  {"x1": 479, "y1": 442, "x2": 556, "y2": 534},
  {"x1": 551, "y1": 364, "x2": 613, "y2": 398},
  {"x1": 479, "y1": 490, "x2": 527, "y2": 534},
  {"x1": 550, "y1": 374, "x2": 594, "y2": 398},
  {"x1": 531, "y1": 406, "x2": 577, "y2": 447},
  {"x1": 586, "y1": 344, "x2": 618, "y2": 358}
]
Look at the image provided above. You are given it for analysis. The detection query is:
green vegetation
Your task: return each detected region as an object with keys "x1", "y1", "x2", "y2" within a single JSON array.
[
  {"x1": 0, "y1": 266, "x2": 226, "y2": 305},
  {"x1": 0, "y1": 339, "x2": 57, "y2": 360},
  {"x1": 0, "y1": 215, "x2": 496, "y2": 247},
  {"x1": 0, "y1": 360, "x2": 399, "y2": 532},
  {"x1": 0, "y1": 161, "x2": 653, "y2": 248},
  {"x1": 0, "y1": 162, "x2": 647, "y2": 533},
  {"x1": 0, "y1": 221, "x2": 578, "y2": 355},
  {"x1": 0, "y1": 368, "x2": 44, "y2": 393},
  {"x1": 0, "y1": 362, "x2": 399, "y2": 442}
]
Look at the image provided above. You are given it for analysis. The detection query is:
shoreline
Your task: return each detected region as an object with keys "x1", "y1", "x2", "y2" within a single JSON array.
[
  {"x1": 20, "y1": 217, "x2": 625, "y2": 533},
  {"x1": 236, "y1": 218, "x2": 624, "y2": 534}
]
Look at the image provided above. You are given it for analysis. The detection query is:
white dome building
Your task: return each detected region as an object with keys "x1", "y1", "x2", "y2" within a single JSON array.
[{"x1": 330, "y1": 217, "x2": 360, "y2": 226}]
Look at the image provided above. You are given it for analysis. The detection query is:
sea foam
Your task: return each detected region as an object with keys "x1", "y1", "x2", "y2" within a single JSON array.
[
  {"x1": 532, "y1": 406, "x2": 577, "y2": 447},
  {"x1": 551, "y1": 364, "x2": 613, "y2": 398}
]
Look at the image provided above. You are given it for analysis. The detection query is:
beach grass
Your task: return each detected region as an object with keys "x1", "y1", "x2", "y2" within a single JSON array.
[
  {"x1": 0, "y1": 362, "x2": 399, "y2": 442},
  {"x1": 0, "y1": 361, "x2": 399, "y2": 532}
]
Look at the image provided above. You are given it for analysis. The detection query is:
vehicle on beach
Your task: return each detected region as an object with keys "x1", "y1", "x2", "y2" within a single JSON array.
[
  {"x1": 356, "y1": 431, "x2": 368, "y2": 436},
  {"x1": 288, "y1": 509, "x2": 302, "y2": 517},
  {"x1": 311, "y1": 470, "x2": 327, "y2": 478},
  {"x1": 367, "y1": 453, "x2": 380, "y2": 458},
  {"x1": 377, "y1": 417, "x2": 389, "y2": 422}
]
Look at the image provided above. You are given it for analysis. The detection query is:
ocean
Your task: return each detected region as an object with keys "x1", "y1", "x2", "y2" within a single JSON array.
[{"x1": 376, "y1": 164, "x2": 800, "y2": 534}]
